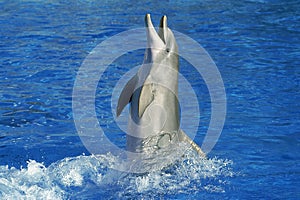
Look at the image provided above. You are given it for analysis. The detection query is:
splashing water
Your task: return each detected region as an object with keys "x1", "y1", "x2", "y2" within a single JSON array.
[{"x1": 0, "y1": 147, "x2": 233, "y2": 199}]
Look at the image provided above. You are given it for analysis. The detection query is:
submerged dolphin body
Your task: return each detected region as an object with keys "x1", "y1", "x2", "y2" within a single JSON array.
[{"x1": 117, "y1": 14, "x2": 205, "y2": 157}]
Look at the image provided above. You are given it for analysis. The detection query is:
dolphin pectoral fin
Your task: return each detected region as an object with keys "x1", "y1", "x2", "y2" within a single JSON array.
[
  {"x1": 179, "y1": 129, "x2": 206, "y2": 158},
  {"x1": 138, "y1": 84, "x2": 154, "y2": 118},
  {"x1": 116, "y1": 75, "x2": 138, "y2": 117}
]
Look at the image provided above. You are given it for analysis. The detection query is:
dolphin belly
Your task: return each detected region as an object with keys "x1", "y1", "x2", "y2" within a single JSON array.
[{"x1": 126, "y1": 84, "x2": 179, "y2": 153}]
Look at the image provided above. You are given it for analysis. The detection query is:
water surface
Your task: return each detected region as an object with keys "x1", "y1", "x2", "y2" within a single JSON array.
[{"x1": 0, "y1": 0, "x2": 299, "y2": 199}]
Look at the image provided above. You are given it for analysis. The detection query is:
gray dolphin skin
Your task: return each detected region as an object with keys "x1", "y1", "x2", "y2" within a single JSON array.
[{"x1": 117, "y1": 14, "x2": 205, "y2": 158}]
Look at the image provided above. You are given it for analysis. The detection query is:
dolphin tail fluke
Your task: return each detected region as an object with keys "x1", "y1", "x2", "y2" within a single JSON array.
[{"x1": 179, "y1": 130, "x2": 206, "y2": 158}]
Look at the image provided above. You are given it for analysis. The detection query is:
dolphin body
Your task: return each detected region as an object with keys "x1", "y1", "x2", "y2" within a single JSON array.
[{"x1": 117, "y1": 14, "x2": 205, "y2": 158}]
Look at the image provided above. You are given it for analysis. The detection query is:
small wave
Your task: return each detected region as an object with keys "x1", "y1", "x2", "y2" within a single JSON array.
[{"x1": 0, "y1": 149, "x2": 233, "y2": 199}]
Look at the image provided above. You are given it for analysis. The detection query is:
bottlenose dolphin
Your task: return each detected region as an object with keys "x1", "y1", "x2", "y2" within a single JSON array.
[{"x1": 117, "y1": 14, "x2": 205, "y2": 158}]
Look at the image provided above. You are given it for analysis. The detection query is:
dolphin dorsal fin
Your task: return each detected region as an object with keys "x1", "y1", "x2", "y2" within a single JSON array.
[
  {"x1": 179, "y1": 129, "x2": 206, "y2": 158},
  {"x1": 116, "y1": 75, "x2": 138, "y2": 117}
]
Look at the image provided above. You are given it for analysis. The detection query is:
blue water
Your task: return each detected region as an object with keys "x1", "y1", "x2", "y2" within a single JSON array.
[{"x1": 0, "y1": 0, "x2": 299, "y2": 199}]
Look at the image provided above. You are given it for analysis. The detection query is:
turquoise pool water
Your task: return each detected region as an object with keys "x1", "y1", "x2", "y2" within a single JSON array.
[{"x1": 0, "y1": 0, "x2": 299, "y2": 199}]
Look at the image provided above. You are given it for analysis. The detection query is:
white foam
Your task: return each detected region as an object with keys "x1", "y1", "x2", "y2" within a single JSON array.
[
  {"x1": 0, "y1": 150, "x2": 233, "y2": 199},
  {"x1": 0, "y1": 161, "x2": 65, "y2": 199}
]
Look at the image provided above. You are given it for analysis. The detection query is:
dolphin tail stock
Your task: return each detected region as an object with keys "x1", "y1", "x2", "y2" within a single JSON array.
[{"x1": 179, "y1": 130, "x2": 206, "y2": 158}]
